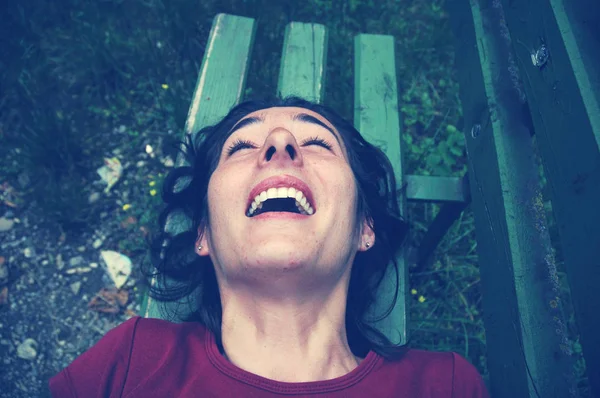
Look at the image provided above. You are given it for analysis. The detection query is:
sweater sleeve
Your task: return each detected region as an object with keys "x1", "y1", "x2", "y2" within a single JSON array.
[
  {"x1": 451, "y1": 352, "x2": 490, "y2": 398},
  {"x1": 48, "y1": 316, "x2": 141, "y2": 398}
]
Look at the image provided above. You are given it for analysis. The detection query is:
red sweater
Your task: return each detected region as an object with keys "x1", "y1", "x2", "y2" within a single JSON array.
[{"x1": 49, "y1": 317, "x2": 490, "y2": 397}]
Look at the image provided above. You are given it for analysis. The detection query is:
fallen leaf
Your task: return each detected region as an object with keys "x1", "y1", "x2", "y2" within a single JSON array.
[
  {"x1": 97, "y1": 157, "x2": 123, "y2": 193},
  {"x1": 120, "y1": 216, "x2": 137, "y2": 229},
  {"x1": 124, "y1": 308, "x2": 137, "y2": 317},
  {"x1": 88, "y1": 288, "x2": 129, "y2": 314},
  {"x1": 0, "y1": 287, "x2": 8, "y2": 305},
  {"x1": 3, "y1": 200, "x2": 17, "y2": 208},
  {"x1": 116, "y1": 289, "x2": 129, "y2": 306}
]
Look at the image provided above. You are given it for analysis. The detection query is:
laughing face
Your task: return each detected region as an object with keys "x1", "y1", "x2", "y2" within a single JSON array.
[{"x1": 196, "y1": 107, "x2": 375, "y2": 294}]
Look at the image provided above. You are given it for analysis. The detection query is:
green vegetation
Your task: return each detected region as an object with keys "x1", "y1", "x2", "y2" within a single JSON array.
[{"x1": 0, "y1": 0, "x2": 586, "y2": 392}]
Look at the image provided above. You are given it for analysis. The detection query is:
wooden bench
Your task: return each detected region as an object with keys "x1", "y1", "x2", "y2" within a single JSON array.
[{"x1": 142, "y1": 7, "x2": 600, "y2": 398}]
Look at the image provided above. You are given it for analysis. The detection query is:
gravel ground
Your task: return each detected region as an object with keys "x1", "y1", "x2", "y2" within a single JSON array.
[{"x1": 0, "y1": 127, "x2": 175, "y2": 398}]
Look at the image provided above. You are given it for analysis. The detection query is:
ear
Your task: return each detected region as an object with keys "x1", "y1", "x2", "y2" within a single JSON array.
[
  {"x1": 358, "y1": 216, "x2": 375, "y2": 251},
  {"x1": 195, "y1": 227, "x2": 209, "y2": 256}
]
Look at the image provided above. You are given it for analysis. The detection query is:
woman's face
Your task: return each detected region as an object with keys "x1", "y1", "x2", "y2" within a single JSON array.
[{"x1": 197, "y1": 107, "x2": 373, "y2": 292}]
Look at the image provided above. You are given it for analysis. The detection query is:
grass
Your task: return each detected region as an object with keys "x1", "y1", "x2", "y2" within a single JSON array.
[{"x1": 0, "y1": 0, "x2": 589, "y2": 394}]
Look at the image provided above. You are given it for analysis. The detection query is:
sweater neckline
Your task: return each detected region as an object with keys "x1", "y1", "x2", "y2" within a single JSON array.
[{"x1": 205, "y1": 328, "x2": 381, "y2": 394}]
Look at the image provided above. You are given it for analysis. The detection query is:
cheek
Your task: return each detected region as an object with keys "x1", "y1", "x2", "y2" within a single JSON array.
[
  {"x1": 207, "y1": 167, "x2": 242, "y2": 214},
  {"x1": 206, "y1": 171, "x2": 226, "y2": 216}
]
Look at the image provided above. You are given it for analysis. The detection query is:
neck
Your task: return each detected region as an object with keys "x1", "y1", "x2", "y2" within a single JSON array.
[{"x1": 218, "y1": 284, "x2": 362, "y2": 382}]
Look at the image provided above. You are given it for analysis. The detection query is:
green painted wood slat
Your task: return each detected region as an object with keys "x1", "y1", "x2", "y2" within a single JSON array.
[
  {"x1": 142, "y1": 13, "x2": 256, "y2": 320},
  {"x1": 277, "y1": 22, "x2": 327, "y2": 103},
  {"x1": 499, "y1": 1, "x2": 600, "y2": 396},
  {"x1": 405, "y1": 174, "x2": 469, "y2": 203},
  {"x1": 446, "y1": 1, "x2": 578, "y2": 397},
  {"x1": 354, "y1": 34, "x2": 408, "y2": 345}
]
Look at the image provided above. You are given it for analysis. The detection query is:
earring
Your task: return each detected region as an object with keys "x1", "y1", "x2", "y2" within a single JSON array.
[
  {"x1": 366, "y1": 242, "x2": 371, "y2": 248},
  {"x1": 197, "y1": 245, "x2": 203, "y2": 251}
]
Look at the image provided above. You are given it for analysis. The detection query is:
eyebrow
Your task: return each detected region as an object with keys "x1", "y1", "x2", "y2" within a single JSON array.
[{"x1": 227, "y1": 112, "x2": 342, "y2": 146}]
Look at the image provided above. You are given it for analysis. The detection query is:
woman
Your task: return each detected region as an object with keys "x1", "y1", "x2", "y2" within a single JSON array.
[{"x1": 49, "y1": 96, "x2": 489, "y2": 397}]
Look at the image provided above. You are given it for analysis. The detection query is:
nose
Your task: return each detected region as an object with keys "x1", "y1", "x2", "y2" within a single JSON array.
[{"x1": 258, "y1": 128, "x2": 304, "y2": 168}]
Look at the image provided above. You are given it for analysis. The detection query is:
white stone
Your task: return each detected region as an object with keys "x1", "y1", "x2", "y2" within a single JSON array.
[
  {"x1": 55, "y1": 254, "x2": 64, "y2": 270},
  {"x1": 65, "y1": 267, "x2": 92, "y2": 274},
  {"x1": 0, "y1": 218, "x2": 14, "y2": 232},
  {"x1": 23, "y1": 248, "x2": 33, "y2": 258},
  {"x1": 70, "y1": 282, "x2": 81, "y2": 295},
  {"x1": 88, "y1": 192, "x2": 100, "y2": 204},
  {"x1": 100, "y1": 250, "x2": 131, "y2": 288},
  {"x1": 17, "y1": 338, "x2": 37, "y2": 360},
  {"x1": 69, "y1": 256, "x2": 83, "y2": 267}
]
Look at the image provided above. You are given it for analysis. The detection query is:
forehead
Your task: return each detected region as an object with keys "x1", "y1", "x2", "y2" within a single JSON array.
[{"x1": 238, "y1": 107, "x2": 337, "y2": 132}]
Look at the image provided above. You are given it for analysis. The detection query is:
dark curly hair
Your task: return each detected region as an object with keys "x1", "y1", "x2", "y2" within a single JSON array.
[{"x1": 144, "y1": 96, "x2": 411, "y2": 360}]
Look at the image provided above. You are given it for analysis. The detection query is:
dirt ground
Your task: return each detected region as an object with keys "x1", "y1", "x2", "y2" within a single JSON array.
[{"x1": 0, "y1": 131, "x2": 172, "y2": 397}]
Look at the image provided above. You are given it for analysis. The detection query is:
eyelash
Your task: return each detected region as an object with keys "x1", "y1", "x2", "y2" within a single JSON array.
[{"x1": 226, "y1": 136, "x2": 333, "y2": 156}]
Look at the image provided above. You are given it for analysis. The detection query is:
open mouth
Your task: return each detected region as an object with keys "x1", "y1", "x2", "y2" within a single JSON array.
[{"x1": 247, "y1": 197, "x2": 312, "y2": 217}]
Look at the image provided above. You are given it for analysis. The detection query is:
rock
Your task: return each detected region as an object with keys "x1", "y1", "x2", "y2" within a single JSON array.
[
  {"x1": 17, "y1": 172, "x2": 30, "y2": 188},
  {"x1": 90, "y1": 262, "x2": 98, "y2": 268},
  {"x1": 23, "y1": 247, "x2": 33, "y2": 258},
  {"x1": 100, "y1": 250, "x2": 132, "y2": 289},
  {"x1": 0, "y1": 218, "x2": 14, "y2": 232},
  {"x1": 69, "y1": 256, "x2": 84, "y2": 267},
  {"x1": 92, "y1": 239, "x2": 103, "y2": 249},
  {"x1": 77, "y1": 246, "x2": 86, "y2": 253},
  {"x1": 16, "y1": 339, "x2": 37, "y2": 360},
  {"x1": 162, "y1": 156, "x2": 174, "y2": 167},
  {"x1": 55, "y1": 254, "x2": 64, "y2": 270},
  {"x1": 88, "y1": 192, "x2": 100, "y2": 204},
  {"x1": 0, "y1": 260, "x2": 7, "y2": 282},
  {"x1": 65, "y1": 267, "x2": 92, "y2": 274},
  {"x1": 70, "y1": 282, "x2": 81, "y2": 295}
]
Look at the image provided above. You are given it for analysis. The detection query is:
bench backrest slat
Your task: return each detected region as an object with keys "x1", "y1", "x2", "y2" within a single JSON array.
[
  {"x1": 143, "y1": 13, "x2": 256, "y2": 320},
  {"x1": 354, "y1": 34, "x2": 408, "y2": 345},
  {"x1": 278, "y1": 22, "x2": 327, "y2": 102}
]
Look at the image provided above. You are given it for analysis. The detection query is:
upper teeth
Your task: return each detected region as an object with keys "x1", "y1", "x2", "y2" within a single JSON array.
[{"x1": 247, "y1": 187, "x2": 314, "y2": 217}]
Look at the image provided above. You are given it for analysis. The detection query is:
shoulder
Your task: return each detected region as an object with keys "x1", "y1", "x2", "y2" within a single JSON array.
[
  {"x1": 49, "y1": 317, "x2": 142, "y2": 397},
  {"x1": 380, "y1": 349, "x2": 489, "y2": 397},
  {"x1": 49, "y1": 317, "x2": 209, "y2": 397},
  {"x1": 128, "y1": 316, "x2": 209, "y2": 358},
  {"x1": 133, "y1": 316, "x2": 208, "y2": 340},
  {"x1": 122, "y1": 317, "x2": 210, "y2": 393}
]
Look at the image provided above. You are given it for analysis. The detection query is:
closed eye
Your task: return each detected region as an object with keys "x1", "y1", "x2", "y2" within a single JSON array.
[{"x1": 226, "y1": 136, "x2": 333, "y2": 156}]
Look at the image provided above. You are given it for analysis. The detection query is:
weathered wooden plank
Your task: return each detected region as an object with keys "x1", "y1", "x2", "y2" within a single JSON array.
[
  {"x1": 405, "y1": 174, "x2": 469, "y2": 203},
  {"x1": 499, "y1": 1, "x2": 600, "y2": 395},
  {"x1": 183, "y1": 14, "x2": 257, "y2": 137},
  {"x1": 142, "y1": 13, "x2": 256, "y2": 320},
  {"x1": 412, "y1": 200, "x2": 471, "y2": 270},
  {"x1": 445, "y1": 1, "x2": 577, "y2": 397},
  {"x1": 278, "y1": 22, "x2": 327, "y2": 102},
  {"x1": 354, "y1": 34, "x2": 408, "y2": 345}
]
